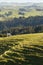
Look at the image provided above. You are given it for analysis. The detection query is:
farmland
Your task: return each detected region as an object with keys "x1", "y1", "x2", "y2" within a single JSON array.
[{"x1": 0, "y1": 6, "x2": 43, "y2": 21}]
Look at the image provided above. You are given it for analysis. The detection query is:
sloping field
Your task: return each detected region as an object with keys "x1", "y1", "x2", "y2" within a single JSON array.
[
  {"x1": 0, "y1": 9, "x2": 43, "y2": 21},
  {"x1": 0, "y1": 33, "x2": 43, "y2": 65}
]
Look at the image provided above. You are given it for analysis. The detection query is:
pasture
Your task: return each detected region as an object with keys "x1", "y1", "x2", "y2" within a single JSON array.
[{"x1": 0, "y1": 33, "x2": 43, "y2": 65}]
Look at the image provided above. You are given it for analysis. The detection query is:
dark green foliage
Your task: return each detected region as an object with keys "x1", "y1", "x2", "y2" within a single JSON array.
[
  {"x1": 0, "y1": 16, "x2": 43, "y2": 35},
  {"x1": 0, "y1": 34, "x2": 7, "y2": 37}
]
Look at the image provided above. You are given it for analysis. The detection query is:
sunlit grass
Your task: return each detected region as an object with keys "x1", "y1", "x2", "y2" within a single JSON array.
[
  {"x1": 0, "y1": 9, "x2": 43, "y2": 21},
  {"x1": 0, "y1": 33, "x2": 43, "y2": 65}
]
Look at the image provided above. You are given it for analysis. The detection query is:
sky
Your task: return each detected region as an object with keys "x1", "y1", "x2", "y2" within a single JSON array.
[{"x1": 0, "y1": 0, "x2": 43, "y2": 3}]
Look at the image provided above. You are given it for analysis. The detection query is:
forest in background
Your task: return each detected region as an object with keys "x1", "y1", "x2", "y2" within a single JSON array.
[{"x1": 0, "y1": 16, "x2": 43, "y2": 36}]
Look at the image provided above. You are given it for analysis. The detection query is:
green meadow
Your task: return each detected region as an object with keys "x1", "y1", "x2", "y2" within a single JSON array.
[
  {"x1": 0, "y1": 33, "x2": 43, "y2": 65},
  {"x1": 0, "y1": 9, "x2": 43, "y2": 21}
]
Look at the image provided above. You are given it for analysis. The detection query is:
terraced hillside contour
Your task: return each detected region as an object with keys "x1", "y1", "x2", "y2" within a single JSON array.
[{"x1": 0, "y1": 33, "x2": 43, "y2": 65}]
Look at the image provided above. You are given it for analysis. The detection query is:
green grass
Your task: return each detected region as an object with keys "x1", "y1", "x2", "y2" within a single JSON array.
[
  {"x1": 0, "y1": 9, "x2": 43, "y2": 21},
  {"x1": 0, "y1": 33, "x2": 43, "y2": 65}
]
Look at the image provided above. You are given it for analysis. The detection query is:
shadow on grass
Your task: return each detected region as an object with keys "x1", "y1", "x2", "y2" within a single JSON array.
[
  {"x1": 0, "y1": 38, "x2": 24, "y2": 55},
  {"x1": 0, "y1": 40, "x2": 43, "y2": 65}
]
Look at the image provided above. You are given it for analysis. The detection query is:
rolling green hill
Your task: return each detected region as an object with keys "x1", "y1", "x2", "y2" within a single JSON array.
[
  {"x1": 0, "y1": 7, "x2": 43, "y2": 21},
  {"x1": 0, "y1": 2, "x2": 43, "y2": 21},
  {"x1": 0, "y1": 33, "x2": 43, "y2": 65},
  {"x1": 0, "y1": 3, "x2": 43, "y2": 65}
]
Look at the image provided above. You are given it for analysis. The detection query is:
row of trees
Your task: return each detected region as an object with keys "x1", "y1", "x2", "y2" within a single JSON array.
[
  {"x1": 0, "y1": 16, "x2": 43, "y2": 36},
  {"x1": 0, "y1": 25, "x2": 43, "y2": 35}
]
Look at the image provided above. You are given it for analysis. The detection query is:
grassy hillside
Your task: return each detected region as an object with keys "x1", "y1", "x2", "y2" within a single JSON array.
[
  {"x1": 0, "y1": 33, "x2": 43, "y2": 65},
  {"x1": 0, "y1": 8, "x2": 43, "y2": 21}
]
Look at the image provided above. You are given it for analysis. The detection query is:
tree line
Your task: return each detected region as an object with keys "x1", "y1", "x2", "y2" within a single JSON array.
[{"x1": 0, "y1": 16, "x2": 43, "y2": 36}]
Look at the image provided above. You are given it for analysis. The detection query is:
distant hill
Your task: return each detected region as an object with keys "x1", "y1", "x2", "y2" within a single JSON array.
[
  {"x1": 0, "y1": 2, "x2": 43, "y2": 34},
  {"x1": 0, "y1": 2, "x2": 43, "y2": 21}
]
